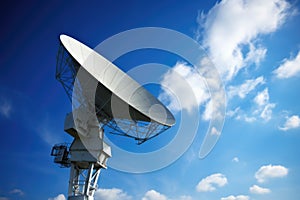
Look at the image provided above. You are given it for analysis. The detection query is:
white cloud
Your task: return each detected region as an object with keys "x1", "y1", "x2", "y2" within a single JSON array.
[
  {"x1": 196, "y1": 173, "x2": 228, "y2": 192},
  {"x1": 159, "y1": 57, "x2": 226, "y2": 124},
  {"x1": 211, "y1": 126, "x2": 220, "y2": 136},
  {"x1": 142, "y1": 190, "x2": 167, "y2": 200},
  {"x1": 249, "y1": 184, "x2": 271, "y2": 194},
  {"x1": 94, "y1": 188, "x2": 132, "y2": 200},
  {"x1": 252, "y1": 88, "x2": 275, "y2": 122},
  {"x1": 279, "y1": 115, "x2": 300, "y2": 131},
  {"x1": 141, "y1": 190, "x2": 192, "y2": 200},
  {"x1": 220, "y1": 195, "x2": 249, "y2": 200},
  {"x1": 273, "y1": 51, "x2": 300, "y2": 79},
  {"x1": 255, "y1": 164, "x2": 288, "y2": 183},
  {"x1": 227, "y1": 83, "x2": 276, "y2": 123},
  {"x1": 244, "y1": 116, "x2": 256, "y2": 123},
  {"x1": 197, "y1": 57, "x2": 226, "y2": 121},
  {"x1": 202, "y1": 91, "x2": 225, "y2": 121},
  {"x1": 178, "y1": 195, "x2": 193, "y2": 200},
  {"x1": 0, "y1": 100, "x2": 12, "y2": 118},
  {"x1": 46, "y1": 188, "x2": 190, "y2": 200},
  {"x1": 232, "y1": 157, "x2": 239, "y2": 163},
  {"x1": 254, "y1": 88, "x2": 269, "y2": 106},
  {"x1": 228, "y1": 76, "x2": 265, "y2": 99},
  {"x1": 227, "y1": 107, "x2": 240, "y2": 117},
  {"x1": 233, "y1": 113, "x2": 254, "y2": 122},
  {"x1": 9, "y1": 189, "x2": 24, "y2": 196},
  {"x1": 244, "y1": 43, "x2": 267, "y2": 66},
  {"x1": 199, "y1": 0, "x2": 291, "y2": 81},
  {"x1": 158, "y1": 62, "x2": 209, "y2": 114},
  {"x1": 0, "y1": 197, "x2": 9, "y2": 200},
  {"x1": 48, "y1": 194, "x2": 66, "y2": 200},
  {"x1": 260, "y1": 103, "x2": 276, "y2": 121},
  {"x1": 229, "y1": 109, "x2": 256, "y2": 122}
]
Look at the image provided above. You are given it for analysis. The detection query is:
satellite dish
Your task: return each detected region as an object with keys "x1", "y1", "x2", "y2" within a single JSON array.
[
  {"x1": 56, "y1": 34, "x2": 175, "y2": 144},
  {"x1": 53, "y1": 34, "x2": 176, "y2": 199}
]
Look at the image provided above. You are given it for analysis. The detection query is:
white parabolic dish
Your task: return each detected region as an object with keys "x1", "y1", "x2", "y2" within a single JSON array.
[{"x1": 59, "y1": 34, "x2": 175, "y2": 127}]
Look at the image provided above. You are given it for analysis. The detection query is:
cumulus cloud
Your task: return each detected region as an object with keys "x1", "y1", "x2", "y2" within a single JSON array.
[
  {"x1": 253, "y1": 88, "x2": 275, "y2": 122},
  {"x1": 9, "y1": 189, "x2": 24, "y2": 196},
  {"x1": 254, "y1": 88, "x2": 269, "y2": 106},
  {"x1": 228, "y1": 76, "x2": 265, "y2": 99},
  {"x1": 220, "y1": 195, "x2": 249, "y2": 200},
  {"x1": 196, "y1": 173, "x2": 228, "y2": 192},
  {"x1": 202, "y1": 90, "x2": 226, "y2": 121},
  {"x1": 158, "y1": 57, "x2": 226, "y2": 124},
  {"x1": 253, "y1": 88, "x2": 275, "y2": 121},
  {"x1": 249, "y1": 184, "x2": 271, "y2": 194},
  {"x1": 178, "y1": 195, "x2": 193, "y2": 200},
  {"x1": 273, "y1": 51, "x2": 300, "y2": 79},
  {"x1": 255, "y1": 164, "x2": 288, "y2": 183},
  {"x1": 94, "y1": 188, "x2": 132, "y2": 200},
  {"x1": 227, "y1": 107, "x2": 255, "y2": 122},
  {"x1": 228, "y1": 87, "x2": 275, "y2": 123},
  {"x1": 232, "y1": 157, "x2": 239, "y2": 163},
  {"x1": 244, "y1": 116, "x2": 256, "y2": 123},
  {"x1": 227, "y1": 107, "x2": 240, "y2": 117},
  {"x1": 259, "y1": 102, "x2": 276, "y2": 121},
  {"x1": 92, "y1": 188, "x2": 192, "y2": 200},
  {"x1": 142, "y1": 190, "x2": 167, "y2": 200},
  {"x1": 210, "y1": 126, "x2": 220, "y2": 136},
  {"x1": 279, "y1": 115, "x2": 300, "y2": 131},
  {"x1": 199, "y1": 0, "x2": 291, "y2": 81},
  {"x1": 158, "y1": 62, "x2": 209, "y2": 114},
  {"x1": 141, "y1": 190, "x2": 193, "y2": 200},
  {"x1": 48, "y1": 194, "x2": 66, "y2": 200},
  {"x1": 47, "y1": 188, "x2": 192, "y2": 200},
  {"x1": 197, "y1": 57, "x2": 226, "y2": 121}
]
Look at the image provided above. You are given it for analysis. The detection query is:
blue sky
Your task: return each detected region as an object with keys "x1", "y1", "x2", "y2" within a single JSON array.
[{"x1": 1, "y1": 0, "x2": 300, "y2": 200}]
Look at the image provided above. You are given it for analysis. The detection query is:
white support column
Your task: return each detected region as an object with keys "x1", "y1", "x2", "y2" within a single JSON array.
[
  {"x1": 68, "y1": 164, "x2": 82, "y2": 198},
  {"x1": 90, "y1": 168, "x2": 100, "y2": 197},
  {"x1": 64, "y1": 111, "x2": 111, "y2": 200},
  {"x1": 68, "y1": 164, "x2": 75, "y2": 197},
  {"x1": 84, "y1": 163, "x2": 94, "y2": 196}
]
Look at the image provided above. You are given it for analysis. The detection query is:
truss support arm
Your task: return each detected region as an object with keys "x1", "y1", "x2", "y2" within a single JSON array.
[{"x1": 63, "y1": 111, "x2": 111, "y2": 200}]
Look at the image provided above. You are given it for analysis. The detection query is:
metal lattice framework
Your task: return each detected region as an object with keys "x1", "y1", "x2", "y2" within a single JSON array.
[
  {"x1": 68, "y1": 163, "x2": 101, "y2": 197},
  {"x1": 56, "y1": 44, "x2": 79, "y2": 102},
  {"x1": 56, "y1": 43, "x2": 170, "y2": 144}
]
